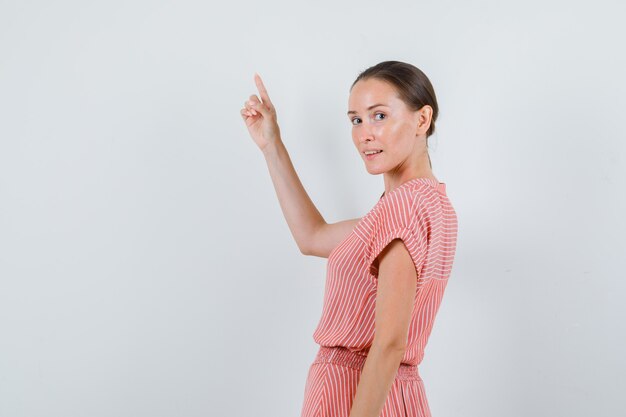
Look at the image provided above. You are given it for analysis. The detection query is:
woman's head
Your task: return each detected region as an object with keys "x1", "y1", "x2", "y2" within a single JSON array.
[{"x1": 347, "y1": 61, "x2": 439, "y2": 174}]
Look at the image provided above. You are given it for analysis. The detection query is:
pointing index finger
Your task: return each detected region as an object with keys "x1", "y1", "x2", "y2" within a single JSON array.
[{"x1": 254, "y1": 73, "x2": 272, "y2": 107}]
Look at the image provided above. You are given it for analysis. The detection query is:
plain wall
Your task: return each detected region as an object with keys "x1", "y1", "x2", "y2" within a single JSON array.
[{"x1": 1, "y1": 0, "x2": 624, "y2": 416}]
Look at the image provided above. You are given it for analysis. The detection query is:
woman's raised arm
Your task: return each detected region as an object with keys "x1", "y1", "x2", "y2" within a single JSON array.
[{"x1": 240, "y1": 73, "x2": 356, "y2": 257}]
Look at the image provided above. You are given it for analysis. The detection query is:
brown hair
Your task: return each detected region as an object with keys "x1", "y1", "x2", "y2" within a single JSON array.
[{"x1": 350, "y1": 60, "x2": 439, "y2": 141}]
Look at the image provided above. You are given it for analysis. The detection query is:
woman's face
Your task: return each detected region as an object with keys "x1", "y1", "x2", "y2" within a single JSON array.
[{"x1": 347, "y1": 78, "x2": 425, "y2": 174}]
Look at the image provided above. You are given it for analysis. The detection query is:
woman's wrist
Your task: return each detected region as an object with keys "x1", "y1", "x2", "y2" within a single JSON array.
[{"x1": 261, "y1": 137, "x2": 284, "y2": 159}]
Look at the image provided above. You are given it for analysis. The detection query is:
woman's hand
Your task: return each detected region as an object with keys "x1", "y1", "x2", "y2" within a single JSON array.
[{"x1": 240, "y1": 73, "x2": 281, "y2": 151}]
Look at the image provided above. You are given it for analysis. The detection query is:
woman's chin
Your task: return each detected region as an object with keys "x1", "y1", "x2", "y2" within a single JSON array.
[{"x1": 365, "y1": 166, "x2": 384, "y2": 175}]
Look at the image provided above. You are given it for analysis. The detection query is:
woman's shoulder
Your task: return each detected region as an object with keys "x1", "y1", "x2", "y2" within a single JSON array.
[
  {"x1": 376, "y1": 178, "x2": 437, "y2": 212},
  {"x1": 372, "y1": 184, "x2": 424, "y2": 228}
]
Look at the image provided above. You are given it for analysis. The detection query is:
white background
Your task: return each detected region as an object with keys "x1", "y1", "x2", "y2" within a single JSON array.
[{"x1": 1, "y1": 1, "x2": 624, "y2": 416}]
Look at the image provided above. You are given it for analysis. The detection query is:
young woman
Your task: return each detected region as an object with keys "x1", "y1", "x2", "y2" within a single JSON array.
[{"x1": 240, "y1": 61, "x2": 458, "y2": 417}]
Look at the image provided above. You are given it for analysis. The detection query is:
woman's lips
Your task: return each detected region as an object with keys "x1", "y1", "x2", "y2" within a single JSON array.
[{"x1": 364, "y1": 150, "x2": 383, "y2": 160}]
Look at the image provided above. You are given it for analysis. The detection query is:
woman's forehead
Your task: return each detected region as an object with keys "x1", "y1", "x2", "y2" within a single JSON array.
[{"x1": 348, "y1": 82, "x2": 401, "y2": 113}]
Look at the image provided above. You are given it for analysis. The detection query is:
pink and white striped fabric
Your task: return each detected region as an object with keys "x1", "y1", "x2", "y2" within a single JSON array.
[{"x1": 301, "y1": 177, "x2": 458, "y2": 417}]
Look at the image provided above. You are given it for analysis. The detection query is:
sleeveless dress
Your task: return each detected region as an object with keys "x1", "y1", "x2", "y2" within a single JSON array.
[{"x1": 300, "y1": 177, "x2": 458, "y2": 417}]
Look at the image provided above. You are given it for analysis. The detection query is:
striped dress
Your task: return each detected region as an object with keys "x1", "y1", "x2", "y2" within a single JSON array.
[{"x1": 300, "y1": 177, "x2": 458, "y2": 417}]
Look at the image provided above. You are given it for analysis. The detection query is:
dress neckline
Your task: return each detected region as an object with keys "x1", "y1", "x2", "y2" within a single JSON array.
[{"x1": 379, "y1": 177, "x2": 446, "y2": 200}]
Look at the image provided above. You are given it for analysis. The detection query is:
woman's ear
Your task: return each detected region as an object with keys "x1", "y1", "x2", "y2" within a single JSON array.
[{"x1": 416, "y1": 105, "x2": 433, "y2": 135}]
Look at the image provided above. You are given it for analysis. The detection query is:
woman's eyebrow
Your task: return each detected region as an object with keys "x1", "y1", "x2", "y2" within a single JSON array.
[{"x1": 347, "y1": 103, "x2": 387, "y2": 115}]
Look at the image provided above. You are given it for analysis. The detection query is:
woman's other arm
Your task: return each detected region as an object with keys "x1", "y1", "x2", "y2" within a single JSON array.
[{"x1": 348, "y1": 239, "x2": 416, "y2": 417}]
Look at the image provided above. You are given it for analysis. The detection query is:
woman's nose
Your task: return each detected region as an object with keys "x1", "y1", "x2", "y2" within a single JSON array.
[{"x1": 359, "y1": 122, "x2": 374, "y2": 142}]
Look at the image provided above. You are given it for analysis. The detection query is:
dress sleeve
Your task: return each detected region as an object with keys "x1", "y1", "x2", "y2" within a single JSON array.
[{"x1": 366, "y1": 190, "x2": 429, "y2": 280}]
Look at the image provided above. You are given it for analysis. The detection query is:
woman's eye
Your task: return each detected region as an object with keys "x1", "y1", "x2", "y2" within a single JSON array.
[{"x1": 350, "y1": 113, "x2": 385, "y2": 125}]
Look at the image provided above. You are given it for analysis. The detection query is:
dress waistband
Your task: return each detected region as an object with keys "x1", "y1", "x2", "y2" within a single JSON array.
[{"x1": 313, "y1": 345, "x2": 421, "y2": 381}]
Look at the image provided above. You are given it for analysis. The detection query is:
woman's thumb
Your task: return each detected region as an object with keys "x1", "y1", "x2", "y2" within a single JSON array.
[{"x1": 250, "y1": 101, "x2": 268, "y2": 117}]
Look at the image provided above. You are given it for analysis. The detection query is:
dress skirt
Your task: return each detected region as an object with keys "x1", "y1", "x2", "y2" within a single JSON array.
[{"x1": 300, "y1": 346, "x2": 432, "y2": 417}]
